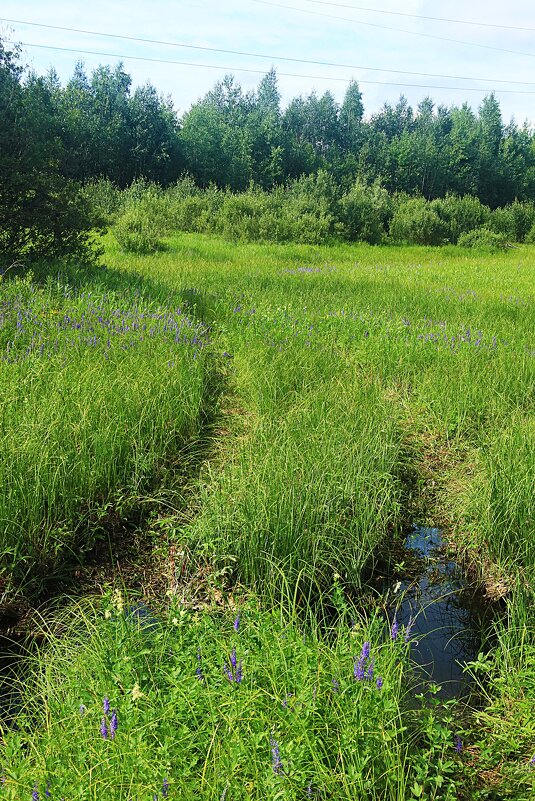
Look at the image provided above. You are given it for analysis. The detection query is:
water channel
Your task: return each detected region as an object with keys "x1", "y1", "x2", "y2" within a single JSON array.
[{"x1": 391, "y1": 524, "x2": 490, "y2": 697}]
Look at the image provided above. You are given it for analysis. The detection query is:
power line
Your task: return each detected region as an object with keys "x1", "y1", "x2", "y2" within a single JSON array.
[
  {"x1": 300, "y1": 0, "x2": 535, "y2": 33},
  {"x1": 11, "y1": 39, "x2": 535, "y2": 95},
  {"x1": 3, "y1": 17, "x2": 535, "y2": 88},
  {"x1": 252, "y1": 0, "x2": 535, "y2": 60}
]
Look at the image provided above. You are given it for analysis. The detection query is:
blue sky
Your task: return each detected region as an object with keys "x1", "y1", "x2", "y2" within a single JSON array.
[{"x1": 2, "y1": 1, "x2": 535, "y2": 124}]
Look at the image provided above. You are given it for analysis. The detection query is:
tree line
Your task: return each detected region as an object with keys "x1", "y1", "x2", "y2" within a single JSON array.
[{"x1": 1, "y1": 34, "x2": 535, "y2": 263}]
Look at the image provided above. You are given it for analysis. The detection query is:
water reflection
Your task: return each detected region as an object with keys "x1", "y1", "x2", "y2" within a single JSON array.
[{"x1": 395, "y1": 525, "x2": 482, "y2": 697}]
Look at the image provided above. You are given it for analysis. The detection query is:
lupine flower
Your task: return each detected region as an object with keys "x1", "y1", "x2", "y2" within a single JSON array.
[
  {"x1": 270, "y1": 734, "x2": 284, "y2": 775},
  {"x1": 391, "y1": 617, "x2": 399, "y2": 641},
  {"x1": 230, "y1": 647, "x2": 237, "y2": 671},
  {"x1": 233, "y1": 614, "x2": 240, "y2": 632},
  {"x1": 32, "y1": 786, "x2": 39, "y2": 801},
  {"x1": 454, "y1": 735, "x2": 463, "y2": 754},
  {"x1": 45, "y1": 784, "x2": 51, "y2": 798},
  {"x1": 354, "y1": 642, "x2": 369, "y2": 680},
  {"x1": 365, "y1": 659, "x2": 375, "y2": 681},
  {"x1": 235, "y1": 661, "x2": 243, "y2": 684},
  {"x1": 162, "y1": 777, "x2": 169, "y2": 797},
  {"x1": 110, "y1": 709, "x2": 118, "y2": 739},
  {"x1": 100, "y1": 717, "x2": 108, "y2": 739},
  {"x1": 376, "y1": 677, "x2": 383, "y2": 690},
  {"x1": 103, "y1": 697, "x2": 110, "y2": 715}
]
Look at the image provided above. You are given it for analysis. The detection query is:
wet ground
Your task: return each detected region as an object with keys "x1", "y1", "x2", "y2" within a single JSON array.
[{"x1": 392, "y1": 525, "x2": 491, "y2": 697}]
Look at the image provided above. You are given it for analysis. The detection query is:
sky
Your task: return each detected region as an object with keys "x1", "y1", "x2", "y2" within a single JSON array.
[{"x1": 2, "y1": 0, "x2": 535, "y2": 124}]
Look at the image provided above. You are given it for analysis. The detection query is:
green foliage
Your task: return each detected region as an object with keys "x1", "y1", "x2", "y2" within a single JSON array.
[
  {"x1": 432, "y1": 194, "x2": 491, "y2": 244},
  {"x1": 457, "y1": 227, "x2": 508, "y2": 251},
  {"x1": 489, "y1": 200, "x2": 535, "y2": 242},
  {"x1": 0, "y1": 595, "x2": 463, "y2": 800},
  {"x1": 390, "y1": 197, "x2": 447, "y2": 245},
  {"x1": 525, "y1": 222, "x2": 535, "y2": 243},
  {"x1": 0, "y1": 39, "x2": 98, "y2": 266},
  {"x1": 338, "y1": 180, "x2": 391, "y2": 243},
  {"x1": 113, "y1": 184, "x2": 173, "y2": 253},
  {"x1": 0, "y1": 273, "x2": 207, "y2": 598}
]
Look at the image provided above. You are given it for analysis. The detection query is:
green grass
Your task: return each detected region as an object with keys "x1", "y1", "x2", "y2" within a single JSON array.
[
  {"x1": 1, "y1": 235, "x2": 534, "y2": 798},
  {"x1": 1, "y1": 593, "x2": 461, "y2": 801},
  {"x1": 0, "y1": 270, "x2": 208, "y2": 600}
]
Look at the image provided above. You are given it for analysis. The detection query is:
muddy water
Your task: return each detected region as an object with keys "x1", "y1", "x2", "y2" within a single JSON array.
[{"x1": 392, "y1": 525, "x2": 488, "y2": 697}]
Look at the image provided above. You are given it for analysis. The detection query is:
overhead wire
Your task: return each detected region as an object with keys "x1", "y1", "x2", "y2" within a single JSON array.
[
  {"x1": 3, "y1": 17, "x2": 535, "y2": 87},
  {"x1": 299, "y1": 0, "x2": 535, "y2": 33},
  {"x1": 251, "y1": 0, "x2": 535, "y2": 60},
  {"x1": 9, "y1": 39, "x2": 535, "y2": 95}
]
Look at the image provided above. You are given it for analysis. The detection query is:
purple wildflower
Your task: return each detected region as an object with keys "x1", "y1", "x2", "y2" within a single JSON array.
[
  {"x1": 196, "y1": 648, "x2": 204, "y2": 680},
  {"x1": 45, "y1": 784, "x2": 51, "y2": 798},
  {"x1": 162, "y1": 777, "x2": 170, "y2": 797},
  {"x1": 404, "y1": 617, "x2": 414, "y2": 643},
  {"x1": 331, "y1": 677, "x2": 340, "y2": 693},
  {"x1": 230, "y1": 647, "x2": 237, "y2": 671},
  {"x1": 306, "y1": 782, "x2": 313, "y2": 798},
  {"x1": 282, "y1": 692, "x2": 293, "y2": 708},
  {"x1": 32, "y1": 787, "x2": 39, "y2": 801},
  {"x1": 235, "y1": 661, "x2": 243, "y2": 684},
  {"x1": 391, "y1": 617, "x2": 399, "y2": 641},
  {"x1": 270, "y1": 734, "x2": 284, "y2": 775},
  {"x1": 376, "y1": 677, "x2": 383, "y2": 690},
  {"x1": 529, "y1": 754, "x2": 535, "y2": 766},
  {"x1": 79, "y1": 703, "x2": 86, "y2": 716},
  {"x1": 355, "y1": 642, "x2": 369, "y2": 680},
  {"x1": 110, "y1": 709, "x2": 118, "y2": 739},
  {"x1": 103, "y1": 696, "x2": 110, "y2": 715},
  {"x1": 454, "y1": 735, "x2": 463, "y2": 754},
  {"x1": 233, "y1": 614, "x2": 240, "y2": 632},
  {"x1": 100, "y1": 717, "x2": 108, "y2": 739},
  {"x1": 365, "y1": 659, "x2": 375, "y2": 681}
]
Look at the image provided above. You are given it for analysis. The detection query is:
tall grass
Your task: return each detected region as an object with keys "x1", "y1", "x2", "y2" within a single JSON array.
[
  {"x1": 0, "y1": 593, "x2": 460, "y2": 801},
  {"x1": 0, "y1": 272, "x2": 208, "y2": 599}
]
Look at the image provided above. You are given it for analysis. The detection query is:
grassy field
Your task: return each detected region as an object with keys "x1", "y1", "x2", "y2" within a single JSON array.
[{"x1": 0, "y1": 235, "x2": 533, "y2": 799}]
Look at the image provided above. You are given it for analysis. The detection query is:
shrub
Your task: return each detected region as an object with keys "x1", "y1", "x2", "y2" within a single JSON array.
[
  {"x1": 525, "y1": 222, "x2": 535, "y2": 243},
  {"x1": 489, "y1": 200, "x2": 535, "y2": 243},
  {"x1": 389, "y1": 197, "x2": 447, "y2": 245},
  {"x1": 338, "y1": 180, "x2": 391, "y2": 244},
  {"x1": 457, "y1": 227, "x2": 508, "y2": 251},
  {"x1": 432, "y1": 194, "x2": 490, "y2": 244},
  {"x1": 113, "y1": 189, "x2": 173, "y2": 254},
  {"x1": 81, "y1": 179, "x2": 123, "y2": 226}
]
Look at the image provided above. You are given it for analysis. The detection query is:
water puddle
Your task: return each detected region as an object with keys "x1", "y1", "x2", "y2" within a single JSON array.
[{"x1": 391, "y1": 525, "x2": 488, "y2": 697}]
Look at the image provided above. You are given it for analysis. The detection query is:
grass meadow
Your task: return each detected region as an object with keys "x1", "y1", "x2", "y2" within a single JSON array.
[{"x1": 0, "y1": 235, "x2": 533, "y2": 799}]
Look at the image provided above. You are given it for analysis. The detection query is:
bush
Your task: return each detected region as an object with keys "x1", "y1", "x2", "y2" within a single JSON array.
[
  {"x1": 432, "y1": 194, "x2": 490, "y2": 244},
  {"x1": 81, "y1": 179, "x2": 123, "y2": 226},
  {"x1": 113, "y1": 188, "x2": 173, "y2": 253},
  {"x1": 457, "y1": 227, "x2": 508, "y2": 251},
  {"x1": 338, "y1": 180, "x2": 391, "y2": 244},
  {"x1": 525, "y1": 222, "x2": 535, "y2": 243},
  {"x1": 489, "y1": 201, "x2": 535, "y2": 243},
  {"x1": 389, "y1": 197, "x2": 447, "y2": 245}
]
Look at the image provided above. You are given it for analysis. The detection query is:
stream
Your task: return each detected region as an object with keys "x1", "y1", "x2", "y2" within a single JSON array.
[{"x1": 392, "y1": 525, "x2": 490, "y2": 697}]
